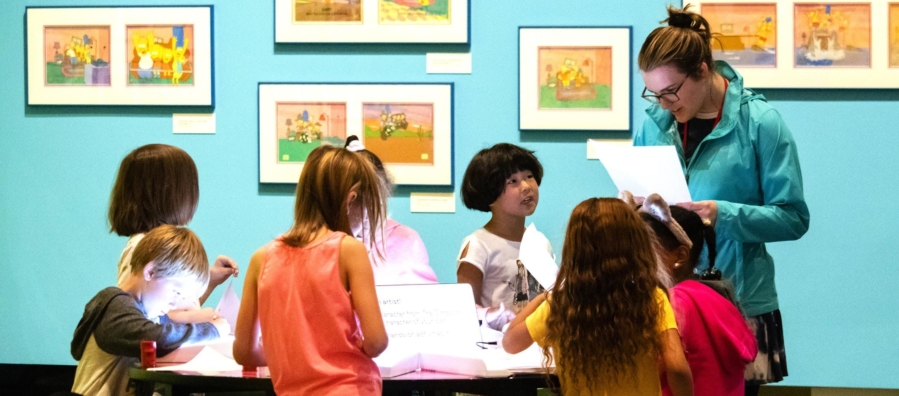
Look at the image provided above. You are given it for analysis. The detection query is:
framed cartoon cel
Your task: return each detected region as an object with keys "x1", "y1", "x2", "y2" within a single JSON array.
[
  {"x1": 275, "y1": 0, "x2": 470, "y2": 43},
  {"x1": 695, "y1": 0, "x2": 899, "y2": 88},
  {"x1": 274, "y1": 0, "x2": 468, "y2": 43},
  {"x1": 26, "y1": 6, "x2": 213, "y2": 106},
  {"x1": 519, "y1": 27, "x2": 631, "y2": 131},
  {"x1": 259, "y1": 83, "x2": 453, "y2": 185}
]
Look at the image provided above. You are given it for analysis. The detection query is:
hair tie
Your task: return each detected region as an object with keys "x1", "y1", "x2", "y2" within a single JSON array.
[
  {"x1": 639, "y1": 194, "x2": 693, "y2": 249},
  {"x1": 669, "y1": 13, "x2": 697, "y2": 29},
  {"x1": 346, "y1": 139, "x2": 366, "y2": 152}
]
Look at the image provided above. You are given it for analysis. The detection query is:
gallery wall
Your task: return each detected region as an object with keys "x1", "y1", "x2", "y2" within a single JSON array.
[{"x1": 1, "y1": 0, "x2": 898, "y2": 389}]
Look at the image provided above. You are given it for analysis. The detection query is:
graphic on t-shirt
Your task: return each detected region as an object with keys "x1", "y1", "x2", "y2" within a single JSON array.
[{"x1": 512, "y1": 260, "x2": 545, "y2": 312}]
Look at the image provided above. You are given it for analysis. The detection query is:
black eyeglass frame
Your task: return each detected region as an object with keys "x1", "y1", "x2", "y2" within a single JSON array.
[{"x1": 641, "y1": 67, "x2": 700, "y2": 104}]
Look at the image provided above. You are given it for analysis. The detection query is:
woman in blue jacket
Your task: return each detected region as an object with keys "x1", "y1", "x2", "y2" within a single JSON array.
[{"x1": 635, "y1": 6, "x2": 810, "y2": 396}]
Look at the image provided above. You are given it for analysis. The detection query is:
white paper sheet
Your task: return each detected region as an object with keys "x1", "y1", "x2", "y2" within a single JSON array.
[
  {"x1": 592, "y1": 142, "x2": 692, "y2": 203},
  {"x1": 518, "y1": 223, "x2": 558, "y2": 289},
  {"x1": 215, "y1": 281, "x2": 240, "y2": 335},
  {"x1": 149, "y1": 343, "x2": 242, "y2": 372}
]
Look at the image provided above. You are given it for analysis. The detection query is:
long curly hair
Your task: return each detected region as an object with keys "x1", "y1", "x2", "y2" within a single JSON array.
[{"x1": 543, "y1": 198, "x2": 665, "y2": 392}]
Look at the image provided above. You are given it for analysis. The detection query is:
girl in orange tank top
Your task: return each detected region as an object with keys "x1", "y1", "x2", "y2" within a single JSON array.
[{"x1": 233, "y1": 145, "x2": 389, "y2": 396}]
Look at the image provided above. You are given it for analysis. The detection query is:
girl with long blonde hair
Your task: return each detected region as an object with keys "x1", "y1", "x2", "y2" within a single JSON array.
[{"x1": 503, "y1": 198, "x2": 693, "y2": 396}]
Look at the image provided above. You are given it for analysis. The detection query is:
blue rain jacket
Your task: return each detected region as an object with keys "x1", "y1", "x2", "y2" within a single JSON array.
[{"x1": 634, "y1": 61, "x2": 810, "y2": 317}]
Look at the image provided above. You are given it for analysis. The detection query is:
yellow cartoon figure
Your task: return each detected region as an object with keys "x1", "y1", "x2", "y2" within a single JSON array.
[
  {"x1": 133, "y1": 33, "x2": 154, "y2": 79},
  {"x1": 171, "y1": 38, "x2": 189, "y2": 85},
  {"x1": 754, "y1": 17, "x2": 773, "y2": 50}
]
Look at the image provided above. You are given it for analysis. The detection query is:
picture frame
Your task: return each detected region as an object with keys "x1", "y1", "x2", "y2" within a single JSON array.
[
  {"x1": 519, "y1": 27, "x2": 631, "y2": 131},
  {"x1": 695, "y1": 0, "x2": 899, "y2": 88},
  {"x1": 25, "y1": 6, "x2": 214, "y2": 106},
  {"x1": 258, "y1": 83, "x2": 454, "y2": 185},
  {"x1": 274, "y1": 0, "x2": 469, "y2": 43}
]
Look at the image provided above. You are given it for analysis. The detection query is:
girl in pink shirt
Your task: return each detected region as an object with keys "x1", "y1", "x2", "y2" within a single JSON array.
[
  {"x1": 638, "y1": 194, "x2": 757, "y2": 396},
  {"x1": 233, "y1": 146, "x2": 389, "y2": 396},
  {"x1": 345, "y1": 136, "x2": 438, "y2": 285}
]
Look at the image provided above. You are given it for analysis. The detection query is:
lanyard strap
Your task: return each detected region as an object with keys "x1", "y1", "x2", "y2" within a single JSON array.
[{"x1": 682, "y1": 77, "x2": 729, "y2": 150}]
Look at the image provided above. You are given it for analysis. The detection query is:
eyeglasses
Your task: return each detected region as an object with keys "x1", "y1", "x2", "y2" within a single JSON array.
[{"x1": 641, "y1": 72, "x2": 691, "y2": 104}]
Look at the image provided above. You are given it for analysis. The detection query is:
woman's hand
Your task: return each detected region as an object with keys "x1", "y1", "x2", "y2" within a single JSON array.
[{"x1": 676, "y1": 200, "x2": 718, "y2": 227}]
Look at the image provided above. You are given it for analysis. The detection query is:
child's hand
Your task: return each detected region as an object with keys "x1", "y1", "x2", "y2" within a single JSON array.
[
  {"x1": 211, "y1": 255, "x2": 239, "y2": 286},
  {"x1": 478, "y1": 303, "x2": 516, "y2": 331},
  {"x1": 211, "y1": 316, "x2": 231, "y2": 336}
]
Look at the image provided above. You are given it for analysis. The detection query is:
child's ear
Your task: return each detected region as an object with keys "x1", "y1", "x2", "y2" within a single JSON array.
[
  {"x1": 675, "y1": 245, "x2": 691, "y2": 265},
  {"x1": 142, "y1": 261, "x2": 157, "y2": 281}
]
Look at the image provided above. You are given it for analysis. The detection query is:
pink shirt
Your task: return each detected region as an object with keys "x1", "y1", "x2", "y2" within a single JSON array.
[
  {"x1": 662, "y1": 280, "x2": 757, "y2": 396},
  {"x1": 371, "y1": 219, "x2": 438, "y2": 285},
  {"x1": 257, "y1": 232, "x2": 381, "y2": 396}
]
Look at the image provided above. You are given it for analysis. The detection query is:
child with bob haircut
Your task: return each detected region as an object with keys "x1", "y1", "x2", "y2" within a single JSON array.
[
  {"x1": 71, "y1": 225, "x2": 227, "y2": 396},
  {"x1": 233, "y1": 145, "x2": 389, "y2": 396},
  {"x1": 345, "y1": 136, "x2": 437, "y2": 285},
  {"x1": 457, "y1": 143, "x2": 553, "y2": 330},
  {"x1": 503, "y1": 198, "x2": 693, "y2": 396},
  {"x1": 637, "y1": 194, "x2": 757, "y2": 396},
  {"x1": 108, "y1": 144, "x2": 238, "y2": 319}
]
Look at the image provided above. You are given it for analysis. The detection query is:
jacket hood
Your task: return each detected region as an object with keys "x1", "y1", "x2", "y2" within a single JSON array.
[
  {"x1": 71, "y1": 287, "x2": 131, "y2": 361},
  {"x1": 671, "y1": 280, "x2": 757, "y2": 374}
]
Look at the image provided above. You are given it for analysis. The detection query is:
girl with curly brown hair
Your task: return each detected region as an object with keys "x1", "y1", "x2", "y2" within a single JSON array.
[{"x1": 503, "y1": 198, "x2": 693, "y2": 396}]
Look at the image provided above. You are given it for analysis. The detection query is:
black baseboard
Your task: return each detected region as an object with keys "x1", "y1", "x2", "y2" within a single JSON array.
[{"x1": 0, "y1": 364, "x2": 76, "y2": 396}]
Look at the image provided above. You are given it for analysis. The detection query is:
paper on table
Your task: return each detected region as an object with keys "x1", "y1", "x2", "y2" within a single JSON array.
[
  {"x1": 592, "y1": 143, "x2": 692, "y2": 203},
  {"x1": 149, "y1": 343, "x2": 242, "y2": 372},
  {"x1": 215, "y1": 280, "x2": 240, "y2": 335},
  {"x1": 518, "y1": 223, "x2": 558, "y2": 289}
]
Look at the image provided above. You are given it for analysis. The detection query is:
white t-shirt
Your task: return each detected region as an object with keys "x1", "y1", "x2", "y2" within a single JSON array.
[
  {"x1": 457, "y1": 228, "x2": 552, "y2": 312},
  {"x1": 116, "y1": 233, "x2": 145, "y2": 287},
  {"x1": 71, "y1": 335, "x2": 137, "y2": 396}
]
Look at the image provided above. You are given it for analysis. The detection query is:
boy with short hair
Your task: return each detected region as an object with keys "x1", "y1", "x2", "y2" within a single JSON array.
[{"x1": 71, "y1": 225, "x2": 227, "y2": 396}]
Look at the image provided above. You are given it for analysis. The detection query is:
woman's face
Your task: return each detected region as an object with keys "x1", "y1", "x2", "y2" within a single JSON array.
[{"x1": 641, "y1": 64, "x2": 708, "y2": 123}]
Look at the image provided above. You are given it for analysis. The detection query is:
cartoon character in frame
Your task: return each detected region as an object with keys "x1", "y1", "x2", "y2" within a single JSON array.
[
  {"x1": 793, "y1": 3, "x2": 871, "y2": 67},
  {"x1": 43, "y1": 26, "x2": 111, "y2": 86},
  {"x1": 294, "y1": 0, "x2": 362, "y2": 23},
  {"x1": 379, "y1": 0, "x2": 450, "y2": 24},
  {"x1": 702, "y1": 3, "x2": 777, "y2": 68},
  {"x1": 277, "y1": 102, "x2": 348, "y2": 164},
  {"x1": 537, "y1": 47, "x2": 612, "y2": 109},
  {"x1": 362, "y1": 103, "x2": 435, "y2": 165},
  {"x1": 127, "y1": 25, "x2": 195, "y2": 85}
]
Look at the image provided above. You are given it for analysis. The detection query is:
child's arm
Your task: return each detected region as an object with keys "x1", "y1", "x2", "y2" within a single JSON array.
[
  {"x1": 341, "y1": 236, "x2": 389, "y2": 358},
  {"x1": 457, "y1": 243, "x2": 484, "y2": 305},
  {"x1": 660, "y1": 328, "x2": 694, "y2": 396},
  {"x1": 233, "y1": 248, "x2": 267, "y2": 367},
  {"x1": 92, "y1": 295, "x2": 221, "y2": 358},
  {"x1": 502, "y1": 292, "x2": 546, "y2": 354},
  {"x1": 198, "y1": 255, "x2": 240, "y2": 305}
]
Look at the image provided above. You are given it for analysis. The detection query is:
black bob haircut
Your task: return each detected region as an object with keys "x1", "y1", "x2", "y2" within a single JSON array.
[{"x1": 460, "y1": 143, "x2": 543, "y2": 212}]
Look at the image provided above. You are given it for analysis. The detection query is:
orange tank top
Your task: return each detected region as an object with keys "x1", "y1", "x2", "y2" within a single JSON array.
[{"x1": 257, "y1": 231, "x2": 381, "y2": 396}]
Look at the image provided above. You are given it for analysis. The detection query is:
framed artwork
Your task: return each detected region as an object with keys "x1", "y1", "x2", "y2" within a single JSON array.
[
  {"x1": 274, "y1": 0, "x2": 468, "y2": 43},
  {"x1": 695, "y1": 0, "x2": 899, "y2": 88},
  {"x1": 259, "y1": 83, "x2": 454, "y2": 185},
  {"x1": 891, "y1": 2, "x2": 899, "y2": 67},
  {"x1": 519, "y1": 27, "x2": 631, "y2": 131},
  {"x1": 26, "y1": 6, "x2": 213, "y2": 106}
]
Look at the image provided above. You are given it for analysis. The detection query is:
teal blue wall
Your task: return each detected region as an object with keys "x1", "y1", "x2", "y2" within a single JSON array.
[{"x1": 2, "y1": 0, "x2": 897, "y2": 389}]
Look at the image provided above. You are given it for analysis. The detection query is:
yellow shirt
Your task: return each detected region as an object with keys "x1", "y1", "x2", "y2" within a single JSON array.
[{"x1": 525, "y1": 288, "x2": 677, "y2": 396}]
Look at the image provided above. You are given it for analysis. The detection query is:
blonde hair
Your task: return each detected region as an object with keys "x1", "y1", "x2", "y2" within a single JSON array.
[
  {"x1": 130, "y1": 224, "x2": 209, "y2": 287},
  {"x1": 283, "y1": 145, "x2": 385, "y2": 249},
  {"x1": 544, "y1": 198, "x2": 664, "y2": 391},
  {"x1": 638, "y1": 4, "x2": 715, "y2": 77}
]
